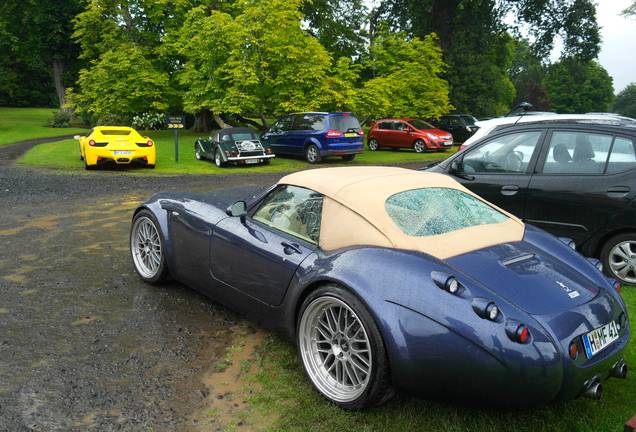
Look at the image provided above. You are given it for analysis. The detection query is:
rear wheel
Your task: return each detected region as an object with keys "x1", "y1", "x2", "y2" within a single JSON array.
[
  {"x1": 413, "y1": 139, "x2": 426, "y2": 153},
  {"x1": 195, "y1": 145, "x2": 203, "y2": 160},
  {"x1": 215, "y1": 149, "x2": 225, "y2": 168},
  {"x1": 297, "y1": 285, "x2": 393, "y2": 409},
  {"x1": 368, "y1": 139, "x2": 379, "y2": 151},
  {"x1": 342, "y1": 154, "x2": 355, "y2": 162},
  {"x1": 601, "y1": 233, "x2": 636, "y2": 284},
  {"x1": 305, "y1": 144, "x2": 322, "y2": 164},
  {"x1": 130, "y1": 210, "x2": 168, "y2": 284},
  {"x1": 84, "y1": 158, "x2": 96, "y2": 170}
]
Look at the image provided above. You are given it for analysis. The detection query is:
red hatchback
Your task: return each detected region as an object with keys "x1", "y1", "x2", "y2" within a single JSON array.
[{"x1": 367, "y1": 118, "x2": 454, "y2": 152}]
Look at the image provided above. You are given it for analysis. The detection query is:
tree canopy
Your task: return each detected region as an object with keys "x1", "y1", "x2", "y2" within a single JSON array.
[{"x1": 613, "y1": 84, "x2": 636, "y2": 119}]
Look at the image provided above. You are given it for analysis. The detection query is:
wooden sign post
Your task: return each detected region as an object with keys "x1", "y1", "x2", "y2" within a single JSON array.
[{"x1": 167, "y1": 115, "x2": 185, "y2": 162}]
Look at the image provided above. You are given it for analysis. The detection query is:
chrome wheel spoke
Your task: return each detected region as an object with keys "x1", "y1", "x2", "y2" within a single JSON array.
[{"x1": 131, "y1": 216, "x2": 162, "y2": 279}]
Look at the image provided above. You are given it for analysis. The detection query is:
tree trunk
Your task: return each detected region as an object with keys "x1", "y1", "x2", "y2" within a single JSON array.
[
  {"x1": 430, "y1": 0, "x2": 460, "y2": 51},
  {"x1": 259, "y1": 113, "x2": 269, "y2": 129},
  {"x1": 233, "y1": 114, "x2": 267, "y2": 130},
  {"x1": 52, "y1": 60, "x2": 66, "y2": 110},
  {"x1": 213, "y1": 112, "x2": 232, "y2": 128},
  {"x1": 192, "y1": 109, "x2": 213, "y2": 132}
]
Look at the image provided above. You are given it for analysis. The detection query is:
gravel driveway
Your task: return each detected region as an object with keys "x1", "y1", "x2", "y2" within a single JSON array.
[{"x1": 0, "y1": 141, "x2": 427, "y2": 431}]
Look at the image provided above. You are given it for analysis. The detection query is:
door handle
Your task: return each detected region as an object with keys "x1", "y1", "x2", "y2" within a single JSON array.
[
  {"x1": 500, "y1": 185, "x2": 519, "y2": 196},
  {"x1": 281, "y1": 241, "x2": 302, "y2": 255},
  {"x1": 606, "y1": 186, "x2": 630, "y2": 198}
]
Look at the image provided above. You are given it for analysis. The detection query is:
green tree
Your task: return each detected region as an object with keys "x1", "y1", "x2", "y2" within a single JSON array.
[
  {"x1": 613, "y1": 84, "x2": 636, "y2": 119},
  {"x1": 69, "y1": 45, "x2": 170, "y2": 122},
  {"x1": 544, "y1": 59, "x2": 614, "y2": 113},
  {"x1": 509, "y1": 38, "x2": 549, "y2": 110},
  {"x1": 355, "y1": 30, "x2": 451, "y2": 120},
  {"x1": 623, "y1": 1, "x2": 636, "y2": 18},
  {"x1": 177, "y1": 0, "x2": 333, "y2": 127},
  {"x1": 0, "y1": 0, "x2": 82, "y2": 107}
]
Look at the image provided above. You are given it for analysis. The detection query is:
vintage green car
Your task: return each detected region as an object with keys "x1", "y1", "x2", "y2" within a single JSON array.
[{"x1": 194, "y1": 127, "x2": 275, "y2": 167}]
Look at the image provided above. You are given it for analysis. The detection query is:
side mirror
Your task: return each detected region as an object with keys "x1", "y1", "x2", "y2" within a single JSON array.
[
  {"x1": 449, "y1": 158, "x2": 475, "y2": 181},
  {"x1": 226, "y1": 200, "x2": 247, "y2": 223},
  {"x1": 449, "y1": 159, "x2": 461, "y2": 174},
  {"x1": 73, "y1": 135, "x2": 81, "y2": 141}
]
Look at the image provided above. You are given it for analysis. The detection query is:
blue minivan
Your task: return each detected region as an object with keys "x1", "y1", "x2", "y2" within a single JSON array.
[{"x1": 261, "y1": 112, "x2": 365, "y2": 163}]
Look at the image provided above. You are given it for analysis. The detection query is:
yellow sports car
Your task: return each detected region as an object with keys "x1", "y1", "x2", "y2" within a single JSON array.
[{"x1": 75, "y1": 126, "x2": 156, "y2": 169}]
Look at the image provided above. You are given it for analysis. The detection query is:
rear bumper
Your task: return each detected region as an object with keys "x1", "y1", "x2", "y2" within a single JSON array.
[
  {"x1": 86, "y1": 148, "x2": 156, "y2": 165},
  {"x1": 226, "y1": 154, "x2": 275, "y2": 161},
  {"x1": 320, "y1": 143, "x2": 364, "y2": 157}
]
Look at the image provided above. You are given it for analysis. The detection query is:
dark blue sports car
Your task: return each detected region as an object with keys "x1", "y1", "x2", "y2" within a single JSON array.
[{"x1": 129, "y1": 167, "x2": 630, "y2": 409}]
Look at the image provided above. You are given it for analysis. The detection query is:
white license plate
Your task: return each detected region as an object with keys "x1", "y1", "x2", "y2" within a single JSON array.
[
  {"x1": 443, "y1": 141, "x2": 453, "y2": 146},
  {"x1": 582, "y1": 321, "x2": 619, "y2": 358},
  {"x1": 245, "y1": 159, "x2": 259, "y2": 164},
  {"x1": 113, "y1": 150, "x2": 132, "y2": 156}
]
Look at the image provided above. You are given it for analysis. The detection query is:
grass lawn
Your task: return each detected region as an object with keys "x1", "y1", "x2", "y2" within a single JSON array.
[
  {"x1": 0, "y1": 107, "x2": 87, "y2": 146},
  {"x1": 225, "y1": 288, "x2": 636, "y2": 432},
  {"x1": 18, "y1": 129, "x2": 455, "y2": 175}
]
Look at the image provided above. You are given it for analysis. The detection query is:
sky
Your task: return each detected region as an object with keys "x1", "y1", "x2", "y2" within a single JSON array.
[{"x1": 596, "y1": 0, "x2": 636, "y2": 93}]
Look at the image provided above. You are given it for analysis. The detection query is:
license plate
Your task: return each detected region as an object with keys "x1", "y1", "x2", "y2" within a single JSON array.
[
  {"x1": 344, "y1": 132, "x2": 357, "y2": 138},
  {"x1": 113, "y1": 150, "x2": 132, "y2": 156},
  {"x1": 582, "y1": 321, "x2": 619, "y2": 358},
  {"x1": 444, "y1": 141, "x2": 453, "y2": 146},
  {"x1": 245, "y1": 159, "x2": 259, "y2": 164}
]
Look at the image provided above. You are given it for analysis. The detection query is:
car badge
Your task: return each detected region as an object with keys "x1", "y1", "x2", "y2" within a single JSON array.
[{"x1": 556, "y1": 281, "x2": 580, "y2": 299}]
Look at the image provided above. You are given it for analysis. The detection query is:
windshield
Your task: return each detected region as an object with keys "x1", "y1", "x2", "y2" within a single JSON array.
[
  {"x1": 409, "y1": 119, "x2": 435, "y2": 130},
  {"x1": 460, "y1": 115, "x2": 478, "y2": 125},
  {"x1": 330, "y1": 114, "x2": 361, "y2": 132},
  {"x1": 385, "y1": 188, "x2": 508, "y2": 236}
]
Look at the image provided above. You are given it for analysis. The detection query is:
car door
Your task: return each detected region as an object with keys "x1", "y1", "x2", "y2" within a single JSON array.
[
  {"x1": 393, "y1": 121, "x2": 412, "y2": 148},
  {"x1": 262, "y1": 115, "x2": 293, "y2": 155},
  {"x1": 377, "y1": 121, "x2": 398, "y2": 147},
  {"x1": 210, "y1": 185, "x2": 321, "y2": 306},
  {"x1": 524, "y1": 129, "x2": 636, "y2": 245},
  {"x1": 451, "y1": 129, "x2": 546, "y2": 218}
]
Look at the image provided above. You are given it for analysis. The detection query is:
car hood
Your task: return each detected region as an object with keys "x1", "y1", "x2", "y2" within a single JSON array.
[
  {"x1": 419, "y1": 128, "x2": 451, "y2": 138},
  {"x1": 446, "y1": 241, "x2": 600, "y2": 315}
]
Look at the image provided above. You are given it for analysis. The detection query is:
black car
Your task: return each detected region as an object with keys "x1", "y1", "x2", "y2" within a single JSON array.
[
  {"x1": 425, "y1": 119, "x2": 636, "y2": 284},
  {"x1": 429, "y1": 114, "x2": 479, "y2": 143},
  {"x1": 195, "y1": 127, "x2": 275, "y2": 168}
]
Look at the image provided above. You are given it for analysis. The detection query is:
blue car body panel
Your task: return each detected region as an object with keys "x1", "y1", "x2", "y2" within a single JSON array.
[{"x1": 133, "y1": 186, "x2": 630, "y2": 406}]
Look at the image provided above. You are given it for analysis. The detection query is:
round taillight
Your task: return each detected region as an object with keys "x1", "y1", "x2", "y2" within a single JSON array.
[
  {"x1": 486, "y1": 303, "x2": 499, "y2": 321},
  {"x1": 445, "y1": 277, "x2": 459, "y2": 294},
  {"x1": 569, "y1": 340, "x2": 579, "y2": 359},
  {"x1": 146, "y1": 140, "x2": 153, "y2": 147},
  {"x1": 88, "y1": 139, "x2": 96, "y2": 146},
  {"x1": 517, "y1": 326, "x2": 530, "y2": 344}
]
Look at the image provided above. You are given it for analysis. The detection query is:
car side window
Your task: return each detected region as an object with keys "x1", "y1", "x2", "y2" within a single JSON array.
[
  {"x1": 394, "y1": 121, "x2": 407, "y2": 131},
  {"x1": 378, "y1": 122, "x2": 392, "y2": 130},
  {"x1": 542, "y1": 131, "x2": 613, "y2": 175},
  {"x1": 272, "y1": 116, "x2": 292, "y2": 132},
  {"x1": 292, "y1": 114, "x2": 326, "y2": 131},
  {"x1": 449, "y1": 117, "x2": 463, "y2": 127},
  {"x1": 607, "y1": 137, "x2": 636, "y2": 174},
  {"x1": 462, "y1": 131, "x2": 543, "y2": 174},
  {"x1": 252, "y1": 185, "x2": 323, "y2": 244}
]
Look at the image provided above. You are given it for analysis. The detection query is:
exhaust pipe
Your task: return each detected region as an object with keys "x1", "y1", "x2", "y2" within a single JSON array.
[
  {"x1": 610, "y1": 359, "x2": 628, "y2": 379},
  {"x1": 582, "y1": 381, "x2": 603, "y2": 400}
]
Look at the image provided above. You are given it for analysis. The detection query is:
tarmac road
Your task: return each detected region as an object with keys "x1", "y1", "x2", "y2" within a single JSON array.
[{"x1": 0, "y1": 141, "x2": 426, "y2": 431}]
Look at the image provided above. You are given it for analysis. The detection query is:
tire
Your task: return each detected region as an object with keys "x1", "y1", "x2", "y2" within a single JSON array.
[
  {"x1": 214, "y1": 149, "x2": 225, "y2": 168},
  {"x1": 130, "y1": 210, "x2": 168, "y2": 284},
  {"x1": 84, "y1": 158, "x2": 96, "y2": 170},
  {"x1": 305, "y1": 144, "x2": 322, "y2": 164},
  {"x1": 368, "y1": 139, "x2": 379, "y2": 151},
  {"x1": 195, "y1": 145, "x2": 203, "y2": 161},
  {"x1": 147, "y1": 164, "x2": 155, "y2": 169},
  {"x1": 297, "y1": 284, "x2": 393, "y2": 409},
  {"x1": 342, "y1": 154, "x2": 355, "y2": 162},
  {"x1": 413, "y1": 139, "x2": 426, "y2": 153},
  {"x1": 600, "y1": 232, "x2": 636, "y2": 284}
]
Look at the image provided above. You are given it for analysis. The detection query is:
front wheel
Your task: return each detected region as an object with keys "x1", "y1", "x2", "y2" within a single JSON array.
[
  {"x1": 297, "y1": 285, "x2": 393, "y2": 409},
  {"x1": 368, "y1": 139, "x2": 379, "y2": 151},
  {"x1": 305, "y1": 144, "x2": 322, "y2": 164},
  {"x1": 195, "y1": 145, "x2": 203, "y2": 160},
  {"x1": 130, "y1": 210, "x2": 168, "y2": 284},
  {"x1": 601, "y1": 233, "x2": 636, "y2": 284},
  {"x1": 413, "y1": 139, "x2": 426, "y2": 153}
]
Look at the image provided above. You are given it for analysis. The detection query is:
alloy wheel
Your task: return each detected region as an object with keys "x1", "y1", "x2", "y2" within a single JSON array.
[
  {"x1": 609, "y1": 240, "x2": 636, "y2": 284},
  {"x1": 298, "y1": 296, "x2": 372, "y2": 403},
  {"x1": 414, "y1": 140, "x2": 425, "y2": 153},
  {"x1": 368, "y1": 139, "x2": 378, "y2": 151},
  {"x1": 306, "y1": 146, "x2": 319, "y2": 163},
  {"x1": 131, "y1": 216, "x2": 162, "y2": 279}
]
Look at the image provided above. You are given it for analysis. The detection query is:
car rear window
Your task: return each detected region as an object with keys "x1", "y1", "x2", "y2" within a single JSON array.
[
  {"x1": 292, "y1": 114, "x2": 327, "y2": 131},
  {"x1": 385, "y1": 188, "x2": 508, "y2": 237},
  {"x1": 101, "y1": 130, "x2": 131, "y2": 135},
  {"x1": 330, "y1": 114, "x2": 361, "y2": 132}
]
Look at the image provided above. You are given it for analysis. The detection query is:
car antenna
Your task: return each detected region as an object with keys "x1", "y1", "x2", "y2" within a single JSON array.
[{"x1": 507, "y1": 102, "x2": 533, "y2": 126}]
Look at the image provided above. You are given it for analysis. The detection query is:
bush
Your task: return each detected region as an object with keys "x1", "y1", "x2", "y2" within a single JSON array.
[
  {"x1": 132, "y1": 112, "x2": 166, "y2": 130},
  {"x1": 96, "y1": 112, "x2": 131, "y2": 126},
  {"x1": 49, "y1": 110, "x2": 72, "y2": 128}
]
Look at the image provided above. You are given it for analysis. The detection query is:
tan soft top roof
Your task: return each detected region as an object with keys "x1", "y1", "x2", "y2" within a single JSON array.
[{"x1": 279, "y1": 167, "x2": 524, "y2": 259}]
